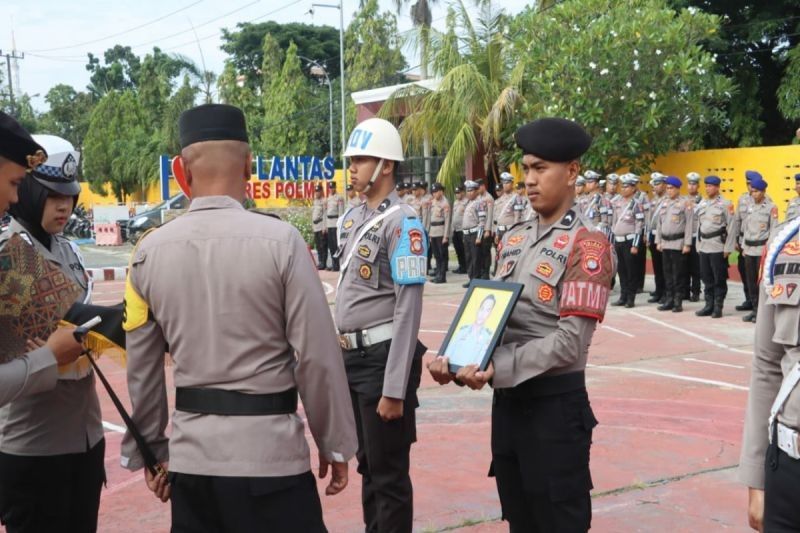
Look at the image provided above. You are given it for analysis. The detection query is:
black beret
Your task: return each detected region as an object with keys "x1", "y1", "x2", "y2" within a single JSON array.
[
  {"x1": 329, "y1": 181, "x2": 337, "y2": 189},
  {"x1": 0, "y1": 111, "x2": 46, "y2": 168},
  {"x1": 179, "y1": 104, "x2": 248, "y2": 149},
  {"x1": 515, "y1": 117, "x2": 592, "y2": 162},
  {"x1": 515, "y1": 181, "x2": 525, "y2": 189}
]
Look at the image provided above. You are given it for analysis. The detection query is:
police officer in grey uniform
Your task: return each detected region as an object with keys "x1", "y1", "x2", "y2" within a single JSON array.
[
  {"x1": 429, "y1": 117, "x2": 614, "y2": 532},
  {"x1": 493, "y1": 172, "x2": 520, "y2": 243},
  {"x1": 514, "y1": 180, "x2": 532, "y2": 222},
  {"x1": 582, "y1": 170, "x2": 610, "y2": 237},
  {"x1": 461, "y1": 180, "x2": 487, "y2": 287},
  {"x1": 451, "y1": 185, "x2": 468, "y2": 274},
  {"x1": 121, "y1": 104, "x2": 357, "y2": 531},
  {"x1": 729, "y1": 175, "x2": 778, "y2": 322},
  {"x1": 646, "y1": 173, "x2": 668, "y2": 303},
  {"x1": 785, "y1": 173, "x2": 800, "y2": 221},
  {"x1": 611, "y1": 174, "x2": 644, "y2": 307},
  {"x1": 739, "y1": 215, "x2": 800, "y2": 530},
  {"x1": 734, "y1": 172, "x2": 757, "y2": 312},
  {"x1": 326, "y1": 182, "x2": 345, "y2": 271},
  {"x1": 312, "y1": 183, "x2": 328, "y2": 270},
  {"x1": 0, "y1": 112, "x2": 84, "y2": 409},
  {"x1": 335, "y1": 118, "x2": 427, "y2": 533},
  {"x1": 0, "y1": 135, "x2": 103, "y2": 533},
  {"x1": 478, "y1": 179, "x2": 494, "y2": 278},
  {"x1": 655, "y1": 176, "x2": 694, "y2": 313},
  {"x1": 429, "y1": 182, "x2": 451, "y2": 283},
  {"x1": 347, "y1": 183, "x2": 364, "y2": 209},
  {"x1": 685, "y1": 172, "x2": 703, "y2": 301},
  {"x1": 694, "y1": 176, "x2": 734, "y2": 318}
]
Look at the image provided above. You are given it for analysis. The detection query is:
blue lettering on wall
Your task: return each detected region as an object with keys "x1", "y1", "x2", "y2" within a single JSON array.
[
  {"x1": 285, "y1": 156, "x2": 299, "y2": 180},
  {"x1": 269, "y1": 156, "x2": 284, "y2": 179},
  {"x1": 323, "y1": 156, "x2": 335, "y2": 179},
  {"x1": 309, "y1": 157, "x2": 323, "y2": 180},
  {"x1": 256, "y1": 155, "x2": 268, "y2": 180}
]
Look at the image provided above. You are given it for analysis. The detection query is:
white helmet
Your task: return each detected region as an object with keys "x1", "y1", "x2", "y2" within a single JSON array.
[
  {"x1": 343, "y1": 118, "x2": 404, "y2": 161},
  {"x1": 686, "y1": 171, "x2": 701, "y2": 182}
]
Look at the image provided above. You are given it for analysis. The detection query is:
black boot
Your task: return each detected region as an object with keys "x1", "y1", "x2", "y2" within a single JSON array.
[
  {"x1": 712, "y1": 297, "x2": 724, "y2": 319},
  {"x1": 695, "y1": 296, "x2": 714, "y2": 317},
  {"x1": 612, "y1": 296, "x2": 626, "y2": 306},
  {"x1": 625, "y1": 292, "x2": 635, "y2": 308},
  {"x1": 647, "y1": 293, "x2": 662, "y2": 304},
  {"x1": 735, "y1": 301, "x2": 753, "y2": 311},
  {"x1": 743, "y1": 311, "x2": 756, "y2": 322},
  {"x1": 658, "y1": 293, "x2": 674, "y2": 311},
  {"x1": 672, "y1": 295, "x2": 683, "y2": 313}
]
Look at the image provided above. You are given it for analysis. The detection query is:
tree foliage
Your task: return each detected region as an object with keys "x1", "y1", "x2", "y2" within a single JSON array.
[
  {"x1": 37, "y1": 84, "x2": 96, "y2": 149},
  {"x1": 261, "y1": 42, "x2": 311, "y2": 156}
]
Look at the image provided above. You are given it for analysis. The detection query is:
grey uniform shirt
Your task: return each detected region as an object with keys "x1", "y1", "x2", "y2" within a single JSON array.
[
  {"x1": 647, "y1": 193, "x2": 667, "y2": 243},
  {"x1": 494, "y1": 193, "x2": 520, "y2": 230},
  {"x1": 0, "y1": 220, "x2": 102, "y2": 456},
  {"x1": 740, "y1": 200, "x2": 778, "y2": 257},
  {"x1": 452, "y1": 198, "x2": 467, "y2": 232},
  {"x1": 785, "y1": 196, "x2": 800, "y2": 222},
  {"x1": 491, "y1": 210, "x2": 616, "y2": 388},
  {"x1": 334, "y1": 192, "x2": 425, "y2": 399},
  {"x1": 462, "y1": 197, "x2": 487, "y2": 237},
  {"x1": 311, "y1": 197, "x2": 326, "y2": 232},
  {"x1": 121, "y1": 196, "x2": 357, "y2": 476},
  {"x1": 611, "y1": 195, "x2": 644, "y2": 244},
  {"x1": 325, "y1": 193, "x2": 345, "y2": 229},
  {"x1": 696, "y1": 196, "x2": 735, "y2": 254},
  {"x1": 429, "y1": 197, "x2": 452, "y2": 239},
  {"x1": 482, "y1": 192, "x2": 494, "y2": 233},
  {"x1": 688, "y1": 193, "x2": 702, "y2": 235},
  {"x1": 740, "y1": 221, "x2": 800, "y2": 488},
  {"x1": 347, "y1": 195, "x2": 365, "y2": 210},
  {"x1": 655, "y1": 197, "x2": 694, "y2": 250}
]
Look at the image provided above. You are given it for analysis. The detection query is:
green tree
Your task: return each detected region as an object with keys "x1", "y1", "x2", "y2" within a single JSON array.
[
  {"x1": 261, "y1": 42, "x2": 311, "y2": 156},
  {"x1": 217, "y1": 61, "x2": 261, "y2": 143},
  {"x1": 38, "y1": 84, "x2": 95, "y2": 149},
  {"x1": 507, "y1": 0, "x2": 733, "y2": 173},
  {"x1": 86, "y1": 45, "x2": 142, "y2": 97}
]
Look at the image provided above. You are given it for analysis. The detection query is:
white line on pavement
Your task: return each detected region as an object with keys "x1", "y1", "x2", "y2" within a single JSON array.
[
  {"x1": 588, "y1": 363, "x2": 749, "y2": 391},
  {"x1": 601, "y1": 325, "x2": 635, "y2": 338},
  {"x1": 103, "y1": 421, "x2": 126, "y2": 434},
  {"x1": 683, "y1": 357, "x2": 746, "y2": 369},
  {"x1": 628, "y1": 311, "x2": 752, "y2": 354}
]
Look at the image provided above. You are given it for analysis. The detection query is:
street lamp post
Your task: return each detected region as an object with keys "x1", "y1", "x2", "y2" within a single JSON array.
[
  {"x1": 311, "y1": 2, "x2": 346, "y2": 174},
  {"x1": 299, "y1": 56, "x2": 334, "y2": 158}
]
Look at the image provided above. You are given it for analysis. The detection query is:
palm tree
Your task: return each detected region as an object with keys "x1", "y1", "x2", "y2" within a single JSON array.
[{"x1": 379, "y1": 1, "x2": 522, "y2": 191}]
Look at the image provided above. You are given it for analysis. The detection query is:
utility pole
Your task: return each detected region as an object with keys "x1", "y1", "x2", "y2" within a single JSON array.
[{"x1": 0, "y1": 49, "x2": 24, "y2": 116}]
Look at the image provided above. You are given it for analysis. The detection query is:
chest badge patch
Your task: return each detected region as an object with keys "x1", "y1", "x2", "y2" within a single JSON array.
[
  {"x1": 371, "y1": 220, "x2": 383, "y2": 231},
  {"x1": 536, "y1": 262, "x2": 553, "y2": 278},
  {"x1": 554, "y1": 234, "x2": 570, "y2": 250},
  {"x1": 507, "y1": 235, "x2": 526, "y2": 247},
  {"x1": 498, "y1": 260, "x2": 516, "y2": 277},
  {"x1": 343, "y1": 219, "x2": 354, "y2": 230},
  {"x1": 409, "y1": 229, "x2": 424, "y2": 255},
  {"x1": 359, "y1": 264, "x2": 372, "y2": 280},
  {"x1": 771, "y1": 284, "x2": 784, "y2": 298},
  {"x1": 358, "y1": 245, "x2": 371, "y2": 258},
  {"x1": 538, "y1": 284, "x2": 555, "y2": 303}
]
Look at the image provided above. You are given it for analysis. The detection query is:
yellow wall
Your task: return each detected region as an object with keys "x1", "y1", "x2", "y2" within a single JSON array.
[{"x1": 78, "y1": 170, "x2": 348, "y2": 210}]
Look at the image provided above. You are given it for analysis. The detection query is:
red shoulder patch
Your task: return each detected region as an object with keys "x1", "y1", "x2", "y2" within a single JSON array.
[{"x1": 559, "y1": 228, "x2": 615, "y2": 322}]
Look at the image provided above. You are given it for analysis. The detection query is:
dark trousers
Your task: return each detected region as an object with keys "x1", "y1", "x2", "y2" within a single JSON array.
[
  {"x1": 764, "y1": 448, "x2": 800, "y2": 531},
  {"x1": 491, "y1": 385, "x2": 596, "y2": 532},
  {"x1": 465, "y1": 232, "x2": 478, "y2": 280},
  {"x1": 738, "y1": 252, "x2": 751, "y2": 304},
  {"x1": 327, "y1": 227, "x2": 340, "y2": 270},
  {"x1": 479, "y1": 237, "x2": 492, "y2": 279},
  {"x1": 0, "y1": 438, "x2": 106, "y2": 533},
  {"x1": 699, "y1": 252, "x2": 728, "y2": 303},
  {"x1": 427, "y1": 237, "x2": 433, "y2": 272},
  {"x1": 169, "y1": 470, "x2": 326, "y2": 533},
  {"x1": 431, "y1": 236, "x2": 447, "y2": 281},
  {"x1": 343, "y1": 340, "x2": 423, "y2": 533},
  {"x1": 452, "y1": 230, "x2": 466, "y2": 272},
  {"x1": 686, "y1": 239, "x2": 701, "y2": 298},
  {"x1": 744, "y1": 254, "x2": 761, "y2": 312},
  {"x1": 649, "y1": 239, "x2": 665, "y2": 298},
  {"x1": 314, "y1": 230, "x2": 328, "y2": 269},
  {"x1": 662, "y1": 249, "x2": 688, "y2": 304},
  {"x1": 614, "y1": 240, "x2": 638, "y2": 303},
  {"x1": 637, "y1": 232, "x2": 647, "y2": 290}
]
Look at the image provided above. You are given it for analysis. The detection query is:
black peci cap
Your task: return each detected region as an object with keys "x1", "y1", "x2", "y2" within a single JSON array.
[
  {"x1": 179, "y1": 104, "x2": 249, "y2": 149},
  {"x1": 0, "y1": 111, "x2": 47, "y2": 169},
  {"x1": 515, "y1": 117, "x2": 592, "y2": 162}
]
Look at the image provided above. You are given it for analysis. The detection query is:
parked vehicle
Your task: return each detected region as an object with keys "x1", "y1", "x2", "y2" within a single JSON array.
[{"x1": 127, "y1": 193, "x2": 189, "y2": 244}]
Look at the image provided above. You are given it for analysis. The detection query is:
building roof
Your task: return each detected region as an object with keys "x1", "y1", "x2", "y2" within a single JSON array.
[{"x1": 350, "y1": 78, "x2": 440, "y2": 106}]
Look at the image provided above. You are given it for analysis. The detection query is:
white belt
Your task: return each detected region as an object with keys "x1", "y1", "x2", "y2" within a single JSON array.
[
  {"x1": 464, "y1": 227, "x2": 480, "y2": 234},
  {"x1": 614, "y1": 234, "x2": 636, "y2": 243},
  {"x1": 496, "y1": 224, "x2": 511, "y2": 232},
  {"x1": 777, "y1": 422, "x2": 800, "y2": 460},
  {"x1": 338, "y1": 322, "x2": 393, "y2": 351}
]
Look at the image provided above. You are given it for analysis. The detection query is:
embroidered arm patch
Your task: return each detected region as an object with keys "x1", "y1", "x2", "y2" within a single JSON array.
[
  {"x1": 391, "y1": 217, "x2": 428, "y2": 285},
  {"x1": 559, "y1": 228, "x2": 615, "y2": 322}
]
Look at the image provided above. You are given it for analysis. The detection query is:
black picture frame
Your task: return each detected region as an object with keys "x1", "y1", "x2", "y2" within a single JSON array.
[{"x1": 438, "y1": 279, "x2": 524, "y2": 373}]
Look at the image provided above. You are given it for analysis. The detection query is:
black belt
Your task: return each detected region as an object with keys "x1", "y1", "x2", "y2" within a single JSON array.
[
  {"x1": 660, "y1": 232, "x2": 684, "y2": 241},
  {"x1": 175, "y1": 387, "x2": 298, "y2": 416},
  {"x1": 745, "y1": 238, "x2": 767, "y2": 247},
  {"x1": 431, "y1": 221, "x2": 444, "y2": 226},
  {"x1": 495, "y1": 371, "x2": 585, "y2": 400},
  {"x1": 700, "y1": 228, "x2": 726, "y2": 240},
  {"x1": 326, "y1": 215, "x2": 339, "y2": 219},
  {"x1": 313, "y1": 219, "x2": 322, "y2": 224}
]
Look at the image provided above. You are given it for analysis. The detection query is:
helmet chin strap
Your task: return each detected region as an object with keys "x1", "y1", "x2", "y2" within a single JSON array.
[{"x1": 363, "y1": 158, "x2": 385, "y2": 194}]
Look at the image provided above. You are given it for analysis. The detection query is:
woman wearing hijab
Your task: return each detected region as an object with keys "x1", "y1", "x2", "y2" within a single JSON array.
[{"x1": 0, "y1": 134, "x2": 104, "y2": 533}]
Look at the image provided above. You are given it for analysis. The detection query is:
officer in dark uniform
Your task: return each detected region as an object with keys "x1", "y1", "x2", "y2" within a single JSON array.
[{"x1": 430, "y1": 118, "x2": 614, "y2": 532}]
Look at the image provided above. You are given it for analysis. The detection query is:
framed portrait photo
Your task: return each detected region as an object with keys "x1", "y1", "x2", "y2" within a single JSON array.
[{"x1": 439, "y1": 279, "x2": 524, "y2": 373}]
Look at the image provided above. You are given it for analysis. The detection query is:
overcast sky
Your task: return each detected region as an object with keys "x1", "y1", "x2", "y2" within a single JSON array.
[{"x1": 4, "y1": 0, "x2": 531, "y2": 111}]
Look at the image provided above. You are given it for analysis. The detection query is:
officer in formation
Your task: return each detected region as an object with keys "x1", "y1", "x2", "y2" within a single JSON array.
[
  {"x1": 632, "y1": 174, "x2": 651, "y2": 292},
  {"x1": 0, "y1": 112, "x2": 84, "y2": 409},
  {"x1": 326, "y1": 181, "x2": 345, "y2": 271},
  {"x1": 429, "y1": 117, "x2": 613, "y2": 531},
  {"x1": 785, "y1": 173, "x2": 800, "y2": 221},
  {"x1": 396, "y1": 181, "x2": 407, "y2": 199},
  {"x1": 493, "y1": 172, "x2": 522, "y2": 244},
  {"x1": 346, "y1": 183, "x2": 364, "y2": 209},
  {"x1": 581, "y1": 170, "x2": 612, "y2": 238},
  {"x1": 121, "y1": 104, "x2": 357, "y2": 531},
  {"x1": 311, "y1": 183, "x2": 328, "y2": 270},
  {"x1": 610, "y1": 174, "x2": 644, "y2": 307},
  {"x1": 574, "y1": 174, "x2": 587, "y2": 207},
  {"x1": 654, "y1": 176, "x2": 694, "y2": 313},
  {"x1": 428, "y1": 182, "x2": 452, "y2": 284},
  {"x1": 515, "y1": 180, "x2": 532, "y2": 221},
  {"x1": 461, "y1": 180, "x2": 488, "y2": 287},
  {"x1": 604, "y1": 173, "x2": 619, "y2": 201},
  {"x1": 450, "y1": 185, "x2": 468, "y2": 274},
  {"x1": 729, "y1": 173, "x2": 778, "y2": 322},
  {"x1": 694, "y1": 175, "x2": 735, "y2": 318},
  {"x1": 685, "y1": 172, "x2": 703, "y2": 301},
  {"x1": 733, "y1": 173, "x2": 757, "y2": 313},
  {"x1": 739, "y1": 208, "x2": 800, "y2": 531},
  {"x1": 0, "y1": 134, "x2": 103, "y2": 533},
  {"x1": 335, "y1": 117, "x2": 427, "y2": 533},
  {"x1": 646, "y1": 172, "x2": 668, "y2": 304}
]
